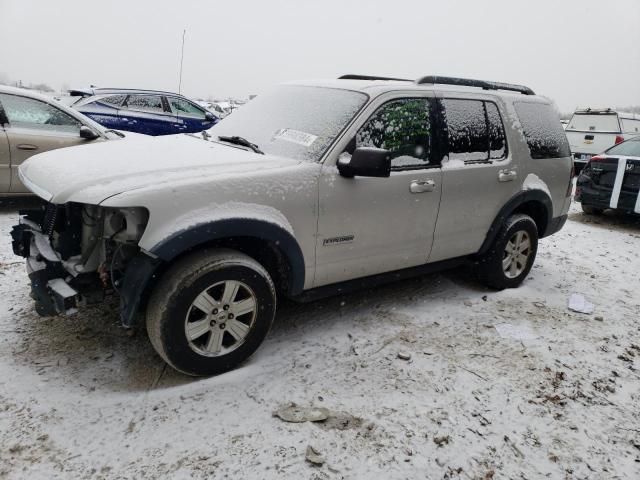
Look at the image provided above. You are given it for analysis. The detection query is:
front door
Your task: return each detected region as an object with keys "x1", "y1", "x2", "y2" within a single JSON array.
[
  {"x1": 0, "y1": 93, "x2": 89, "y2": 193},
  {"x1": 315, "y1": 95, "x2": 443, "y2": 287},
  {"x1": 167, "y1": 96, "x2": 211, "y2": 134}
]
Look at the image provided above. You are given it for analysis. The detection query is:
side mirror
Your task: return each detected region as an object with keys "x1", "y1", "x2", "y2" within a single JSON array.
[
  {"x1": 205, "y1": 111, "x2": 217, "y2": 122},
  {"x1": 79, "y1": 125, "x2": 99, "y2": 140},
  {"x1": 337, "y1": 147, "x2": 391, "y2": 178}
]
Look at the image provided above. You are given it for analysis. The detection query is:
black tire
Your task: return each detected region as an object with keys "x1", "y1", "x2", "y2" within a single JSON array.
[
  {"x1": 475, "y1": 214, "x2": 538, "y2": 290},
  {"x1": 146, "y1": 248, "x2": 276, "y2": 376},
  {"x1": 581, "y1": 203, "x2": 603, "y2": 215}
]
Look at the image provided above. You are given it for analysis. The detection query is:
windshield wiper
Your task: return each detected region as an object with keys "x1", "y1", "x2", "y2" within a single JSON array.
[
  {"x1": 218, "y1": 135, "x2": 264, "y2": 155},
  {"x1": 104, "y1": 129, "x2": 125, "y2": 138}
]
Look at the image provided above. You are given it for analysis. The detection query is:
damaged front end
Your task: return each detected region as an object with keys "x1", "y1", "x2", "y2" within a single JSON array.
[{"x1": 11, "y1": 202, "x2": 151, "y2": 322}]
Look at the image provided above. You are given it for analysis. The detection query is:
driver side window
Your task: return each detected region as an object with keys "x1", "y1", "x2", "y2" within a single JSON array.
[
  {"x1": 0, "y1": 93, "x2": 81, "y2": 133},
  {"x1": 356, "y1": 98, "x2": 433, "y2": 170}
]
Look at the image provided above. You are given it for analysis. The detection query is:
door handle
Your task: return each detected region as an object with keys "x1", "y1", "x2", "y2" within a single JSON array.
[
  {"x1": 410, "y1": 179, "x2": 436, "y2": 193},
  {"x1": 17, "y1": 144, "x2": 38, "y2": 151},
  {"x1": 498, "y1": 169, "x2": 517, "y2": 182}
]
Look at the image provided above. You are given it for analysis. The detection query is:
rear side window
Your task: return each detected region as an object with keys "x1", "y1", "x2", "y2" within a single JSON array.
[
  {"x1": 605, "y1": 137, "x2": 640, "y2": 157},
  {"x1": 441, "y1": 99, "x2": 507, "y2": 163},
  {"x1": 514, "y1": 102, "x2": 571, "y2": 159},
  {"x1": 356, "y1": 98, "x2": 433, "y2": 170},
  {"x1": 96, "y1": 95, "x2": 125, "y2": 107},
  {"x1": 125, "y1": 95, "x2": 165, "y2": 113},
  {"x1": 566, "y1": 113, "x2": 620, "y2": 133},
  {"x1": 621, "y1": 118, "x2": 640, "y2": 134}
]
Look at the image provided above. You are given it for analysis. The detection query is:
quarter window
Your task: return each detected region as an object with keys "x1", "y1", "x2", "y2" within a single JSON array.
[
  {"x1": 169, "y1": 97, "x2": 206, "y2": 119},
  {"x1": 356, "y1": 98, "x2": 433, "y2": 170},
  {"x1": 514, "y1": 102, "x2": 571, "y2": 159},
  {"x1": 0, "y1": 93, "x2": 81, "y2": 133},
  {"x1": 125, "y1": 95, "x2": 165, "y2": 113}
]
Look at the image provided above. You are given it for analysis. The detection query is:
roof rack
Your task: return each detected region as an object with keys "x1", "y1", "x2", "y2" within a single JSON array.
[
  {"x1": 415, "y1": 76, "x2": 535, "y2": 95},
  {"x1": 338, "y1": 74, "x2": 412, "y2": 82}
]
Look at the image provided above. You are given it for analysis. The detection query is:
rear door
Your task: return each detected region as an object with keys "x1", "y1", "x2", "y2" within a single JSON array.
[
  {"x1": 429, "y1": 96, "x2": 517, "y2": 262},
  {"x1": 167, "y1": 96, "x2": 214, "y2": 133},
  {"x1": 0, "y1": 92, "x2": 89, "y2": 193},
  {"x1": 119, "y1": 94, "x2": 173, "y2": 135}
]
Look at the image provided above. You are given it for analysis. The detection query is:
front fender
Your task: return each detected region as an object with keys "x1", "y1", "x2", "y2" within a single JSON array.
[{"x1": 119, "y1": 217, "x2": 306, "y2": 327}]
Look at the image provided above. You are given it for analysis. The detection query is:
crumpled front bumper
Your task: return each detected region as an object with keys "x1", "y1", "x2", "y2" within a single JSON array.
[{"x1": 11, "y1": 219, "x2": 79, "y2": 316}]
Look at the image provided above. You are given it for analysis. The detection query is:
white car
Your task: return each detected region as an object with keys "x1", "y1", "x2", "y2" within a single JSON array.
[
  {"x1": 11, "y1": 75, "x2": 572, "y2": 376},
  {"x1": 565, "y1": 108, "x2": 640, "y2": 171}
]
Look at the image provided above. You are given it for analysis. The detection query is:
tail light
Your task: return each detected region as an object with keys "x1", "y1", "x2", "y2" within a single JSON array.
[
  {"x1": 589, "y1": 155, "x2": 606, "y2": 163},
  {"x1": 567, "y1": 163, "x2": 575, "y2": 197},
  {"x1": 615, "y1": 135, "x2": 624, "y2": 145}
]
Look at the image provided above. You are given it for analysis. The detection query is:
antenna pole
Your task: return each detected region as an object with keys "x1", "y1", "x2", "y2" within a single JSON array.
[{"x1": 178, "y1": 29, "x2": 186, "y2": 94}]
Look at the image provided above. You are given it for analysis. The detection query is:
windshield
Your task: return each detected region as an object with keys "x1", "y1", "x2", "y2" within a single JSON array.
[
  {"x1": 208, "y1": 85, "x2": 368, "y2": 162},
  {"x1": 605, "y1": 137, "x2": 640, "y2": 157},
  {"x1": 566, "y1": 113, "x2": 621, "y2": 133}
]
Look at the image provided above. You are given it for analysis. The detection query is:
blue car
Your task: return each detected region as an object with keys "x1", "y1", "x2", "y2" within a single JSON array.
[{"x1": 70, "y1": 88, "x2": 218, "y2": 136}]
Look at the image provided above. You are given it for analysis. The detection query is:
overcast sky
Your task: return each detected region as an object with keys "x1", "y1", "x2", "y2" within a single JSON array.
[{"x1": 1, "y1": 0, "x2": 638, "y2": 111}]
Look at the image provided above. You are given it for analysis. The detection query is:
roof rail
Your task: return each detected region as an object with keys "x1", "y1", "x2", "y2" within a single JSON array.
[
  {"x1": 415, "y1": 76, "x2": 535, "y2": 95},
  {"x1": 339, "y1": 74, "x2": 412, "y2": 82}
]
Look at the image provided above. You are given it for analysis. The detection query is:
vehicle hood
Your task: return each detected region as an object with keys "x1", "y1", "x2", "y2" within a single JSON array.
[{"x1": 19, "y1": 134, "x2": 299, "y2": 204}]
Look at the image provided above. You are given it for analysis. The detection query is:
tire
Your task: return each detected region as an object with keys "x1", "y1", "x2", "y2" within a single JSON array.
[
  {"x1": 146, "y1": 248, "x2": 276, "y2": 376},
  {"x1": 581, "y1": 204, "x2": 603, "y2": 215},
  {"x1": 475, "y1": 214, "x2": 538, "y2": 290}
]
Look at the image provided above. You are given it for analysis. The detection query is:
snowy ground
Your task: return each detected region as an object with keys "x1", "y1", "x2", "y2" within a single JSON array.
[{"x1": 0, "y1": 199, "x2": 639, "y2": 479}]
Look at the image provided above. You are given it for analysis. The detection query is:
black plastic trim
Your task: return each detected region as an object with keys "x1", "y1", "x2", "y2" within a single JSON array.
[
  {"x1": 292, "y1": 257, "x2": 470, "y2": 303},
  {"x1": 339, "y1": 74, "x2": 412, "y2": 82},
  {"x1": 417, "y1": 76, "x2": 535, "y2": 95},
  {"x1": 119, "y1": 252, "x2": 163, "y2": 328},
  {"x1": 477, "y1": 190, "x2": 553, "y2": 255},
  {"x1": 150, "y1": 219, "x2": 306, "y2": 295},
  {"x1": 545, "y1": 215, "x2": 567, "y2": 237}
]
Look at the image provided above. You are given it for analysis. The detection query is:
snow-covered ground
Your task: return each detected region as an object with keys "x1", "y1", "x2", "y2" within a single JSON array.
[{"x1": 0, "y1": 199, "x2": 638, "y2": 479}]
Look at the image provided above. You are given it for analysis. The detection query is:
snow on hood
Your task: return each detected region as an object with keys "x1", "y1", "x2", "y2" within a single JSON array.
[{"x1": 19, "y1": 134, "x2": 299, "y2": 204}]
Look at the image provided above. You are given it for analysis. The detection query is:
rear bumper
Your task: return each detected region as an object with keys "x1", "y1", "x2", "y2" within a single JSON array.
[{"x1": 577, "y1": 186, "x2": 640, "y2": 214}]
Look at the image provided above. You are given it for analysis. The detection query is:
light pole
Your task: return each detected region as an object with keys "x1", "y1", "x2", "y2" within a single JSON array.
[{"x1": 178, "y1": 29, "x2": 186, "y2": 94}]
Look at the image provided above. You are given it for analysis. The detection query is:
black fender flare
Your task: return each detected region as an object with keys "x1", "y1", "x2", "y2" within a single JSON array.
[
  {"x1": 119, "y1": 218, "x2": 306, "y2": 327},
  {"x1": 477, "y1": 190, "x2": 553, "y2": 256}
]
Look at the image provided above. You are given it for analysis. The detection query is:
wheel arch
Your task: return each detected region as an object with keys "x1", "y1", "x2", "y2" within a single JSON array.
[
  {"x1": 477, "y1": 189, "x2": 553, "y2": 256},
  {"x1": 119, "y1": 218, "x2": 306, "y2": 327}
]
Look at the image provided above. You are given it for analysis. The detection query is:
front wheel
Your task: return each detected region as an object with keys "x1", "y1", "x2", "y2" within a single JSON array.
[
  {"x1": 475, "y1": 214, "x2": 539, "y2": 290},
  {"x1": 146, "y1": 249, "x2": 276, "y2": 376}
]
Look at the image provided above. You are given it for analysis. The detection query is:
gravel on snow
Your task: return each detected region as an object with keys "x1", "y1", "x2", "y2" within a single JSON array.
[{"x1": 0, "y1": 199, "x2": 639, "y2": 479}]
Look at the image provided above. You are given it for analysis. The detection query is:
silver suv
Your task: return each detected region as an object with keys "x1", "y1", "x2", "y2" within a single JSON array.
[{"x1": 11, "y1": 75, "x2": 573, "y2": 376}]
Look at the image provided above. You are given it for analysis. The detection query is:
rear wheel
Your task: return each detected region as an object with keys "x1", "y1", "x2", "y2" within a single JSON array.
[
  {"x1": 476, "y1": 214, "x2": 538, "y2": 290},
  {"x1": 146, "y1": 249, "x2": 276, "y2": 376},
  {"x1": 581, "y1": 204, "x2": 604, "y2": 215}
]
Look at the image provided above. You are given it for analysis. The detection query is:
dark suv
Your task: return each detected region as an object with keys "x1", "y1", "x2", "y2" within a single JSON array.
[{"x1": 70, "y1": 88, "x2": 218, "y2": 136}]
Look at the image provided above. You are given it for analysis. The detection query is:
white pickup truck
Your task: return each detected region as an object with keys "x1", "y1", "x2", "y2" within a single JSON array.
[{"x1": 566, "y1": 108, "x2": 640, "y2": 172}]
